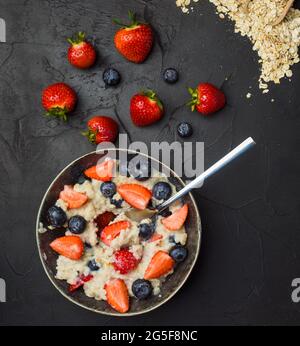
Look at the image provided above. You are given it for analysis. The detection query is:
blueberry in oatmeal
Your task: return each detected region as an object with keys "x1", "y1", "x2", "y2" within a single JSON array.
[
  {"x1": 68, "y1": 215, "x2": 87, "y2": 234},
  {"x1": 153, "y1": 182, "x2": 172, "y2": 200},
  {"x1": 47, "y1": 206, "x2": 67, "y2": 228}
]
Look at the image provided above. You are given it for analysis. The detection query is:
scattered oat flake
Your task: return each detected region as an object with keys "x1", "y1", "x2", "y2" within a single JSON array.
[
  {"x1": 176, "y1": 0, "x2": 300, "y2": 92},
  {"x1": 246, "y1": 92, "x2": 252, "y2": 98}
]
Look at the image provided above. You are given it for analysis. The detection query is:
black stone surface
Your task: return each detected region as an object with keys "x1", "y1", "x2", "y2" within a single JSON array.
[{"x1": 0, "y1": 0, "x2": 300, "y2": 326}]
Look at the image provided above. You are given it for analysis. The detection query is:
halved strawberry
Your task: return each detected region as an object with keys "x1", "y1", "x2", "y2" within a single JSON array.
[
  {"x1": 68, "y1": 274, "x2": 93, "y2": 292},
  {"x1": 105, "y1": 278, "x2": 129, "y2": 313},
  {"x1": 161, "y1": 204, "x2": 188, "y2": 231},
  {"x1": 113, "y1": 248, "x2": 140, "y2": 274},
  {"x1": 100, "y1": 220, "x2": 131, "y2": 246},
  {"x1": 148, "y1": 233, "x2": 163, "y2": 243},
  {"x1": 84, "y1": 159, "x2": 115, "y2": 182},
  {"x1": 50, "y1": 235, "x2": 84, "y2": 260},
  {"x1": 144, "y1": 251, "x2": 174, "y2": 280},
  {"x1": 59, "y1": 185, "x2": 88, "y2": 209},
  {"x1": 94, "y1": 211, "x2": 116, "y2": 235},
  {"x1": 117, "y1": 184, "x2": 152, "y2": 210}
]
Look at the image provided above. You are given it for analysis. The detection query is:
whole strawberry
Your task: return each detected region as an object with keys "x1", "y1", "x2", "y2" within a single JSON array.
[
  {"x1": 114, "y1": 11, "x2": 154, "y2": 63},
  {"x1": 42, "y1": 82, "x2": 77, "y2": 121},
  {"x1": 188, "y1": 83, "x2": 226, "y2": 115},
  {"x1": 83, "y1": 116, "x2": 119, "y2": 144},
  {"x1": 67, "y1": 32, "x2": 96, "y2": 69},
  {"x1": 130, "y1": 90, "x2": 164, "y2": 126}
]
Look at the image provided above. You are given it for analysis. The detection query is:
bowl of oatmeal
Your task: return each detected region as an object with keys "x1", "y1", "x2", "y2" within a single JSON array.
[{"x1": 36, "y1": 149, "x2": 201, "y2": 316}]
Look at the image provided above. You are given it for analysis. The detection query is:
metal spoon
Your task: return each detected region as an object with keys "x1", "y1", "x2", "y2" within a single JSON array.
[{"x1": 126, "y1": 137, "x2": 256, "y2": 222}]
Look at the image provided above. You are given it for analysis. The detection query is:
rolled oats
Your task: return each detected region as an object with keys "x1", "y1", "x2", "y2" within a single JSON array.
[{"x1": 176, "y1": 0, "x2": 300, "y2": 91}]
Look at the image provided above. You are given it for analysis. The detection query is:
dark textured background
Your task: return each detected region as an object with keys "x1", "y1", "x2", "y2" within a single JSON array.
[{"x1": 0, "y1": 0, "x2": 300, "y2": 326}]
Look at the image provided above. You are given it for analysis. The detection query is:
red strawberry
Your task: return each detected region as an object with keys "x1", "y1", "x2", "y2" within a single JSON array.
[
  {"x1": 161, "y1": 204, "x2": 188, "y2": 231},
  {"x1": 59, "y1": 185, "x2": 88, "y2": 209},
  {"x1": 68, "y1": 274, "x2": 93, "y2": 292},
  {"x1": 144, "y1": 251, "x2": 174, "y2": 280},
  {"x1": 105, "y1": 278, "x2": 129, "y2": 313},
  {"x1": 130, "y1": 90, "x2": 164, "y2": 126},
  {"x1": 67, "y1": 32, "x2": 96, "y2": 69},
  {"x1": 101, "y1": 220, "x2": 131, "y2": 246},
  {"x1": 83, "y1": 116, "x2": 119, "y2": 144},
  {"x1": 114, "y1": 11, "x2": 154, "y2": 63},
  {"x1": 113, "y1": 248, "x2": 140, "y2": 274},
  {"x1": 84, "y1": 159, "x2": 115, "y2": 182},
  {"x1": 117, "y1": 184, "x2": 152, "y2": 210},
  {"x1": 94, "y1": 211, "x2": 116, "y2": 234},
  {"x1": 50, "y1": 235, "x2": 84, "y2": 260},
  {"x1": 188, "y1": 83, "x2": 226, "y2": 115},
  {"x1": 42, "y1": 82, "x2": 77, "y2": 121}
]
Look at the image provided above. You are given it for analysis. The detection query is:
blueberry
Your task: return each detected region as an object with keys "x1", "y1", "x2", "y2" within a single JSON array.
[
  {"x1": 177, "y1": 122, "x2": 193, "y2": 138},
  {"x1": 68, "y1": 215, "x2": 87, "y2": 234},
  {"x1": 103, "y1": 68, "x2": 121, "y2": 87},
  {"x1": 88, "y1": 259, "x2": 100, "y2": 271},
  {"x1": 128, "y1": 160, "x2": 151, "y2": 181},
  {"x1": 163, "y1": 68, "x2": 179, "y2": 84},
  {"x1": 153, "y1": 182, "x2": 172, "y2": 200},
  {"x1": 169, "y1": 245, "x2": 188, "y2": 263},
  {"x1": 100, "y1": 182, "x2": 116, "y2": 198},
  {"x1": 132, "y1": 279, "x2": 153, "y2": 300},
  {"x1": 78, "y1": 173, "x2": 91, "y2": 185},
  {"x1": 110, "y1": 198, "x2": 123, "y2": 208},
  {"x1": 138, "y1": 223, "x2": 154, "y2": 241},
  {"x1": 47, "y1": 206, "x2": 67, "y2": 228}
]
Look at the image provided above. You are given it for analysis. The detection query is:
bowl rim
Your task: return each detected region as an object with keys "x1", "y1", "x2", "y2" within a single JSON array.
[{"x1": 36, "y1": 148, "x2": 201, "y2": 317}]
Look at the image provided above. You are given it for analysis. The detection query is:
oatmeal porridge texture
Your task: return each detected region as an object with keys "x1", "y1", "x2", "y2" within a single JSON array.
[
  {"x1": 176, "y1": 0, "x2": 300, "y2": 92},
  {"x1": 43, "y1": 160, "x2": 189, "y2": 312}
]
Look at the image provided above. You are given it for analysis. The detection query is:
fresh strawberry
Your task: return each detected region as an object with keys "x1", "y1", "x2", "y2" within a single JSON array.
[
  {"x1": 83, "y1": 116, "x2": 119, "y2": 144},
  {"x1": 94, "y1": 211, "x2": 116, "y2": 234},
  {"x1": 161, "y1": 204, "x2": 188, "y2": 231},
  {"x1": 68, "y1": 274, "x2": 93, "y2": 292},
  {"x1": 59, "y1": 185, "x2": 88, "y2": 209},
  {"x1": 84, "y1": 159, "x2": 115, "y2": 182},
  {"x1": 105, "y1": 278, "x2": 129, "y2": 313},
  {"x1": 67, "y1": 32, "x2": 96, "y2": 69},
  {"x1": 113, "y1": 248, "x2": 140, "y2": 274},
  {"x1": 113, "y1": 11, "x2": 154, "y2": 63},
  {"x1": 42, "y1": 82, "x2": 77, "y2": 121},
  {"x1": 117, "y1": 184, "x2": 152, "y2": 210},
  {"x1": 130, "y1": 90, "x2": 164, "y2": 126},
  {"x1": 144, "y1": 251, "x2": 174, "y2": 280},
  {"x1": 50, "y1": 235, "x2": 84, "y2": 260},
  {"x1": 101, "y1": 220, "x2": 131, "y2": 246},
  {"x1": 148, "y1": 233, "x2": 163, "y2": 243},
  {"x1": 188, "y1": 83, "x2": 226, "y2": 115}
]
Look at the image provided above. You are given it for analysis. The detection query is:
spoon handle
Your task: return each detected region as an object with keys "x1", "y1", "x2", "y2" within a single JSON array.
[{"x1": 158, "y1": 137, "x2": 256, "y2": 211}]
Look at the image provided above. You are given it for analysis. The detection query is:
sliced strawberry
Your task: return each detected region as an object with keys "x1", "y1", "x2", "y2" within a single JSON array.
[
  {"x1": 113, "y1": 248, "x2": 140, "y2": 274},
  {"x1": 100, "y1": 220, "x2": 131, "y2": 246},
  {"x1": 144, "y1": 251, "x2": 174, "y2": 280},
  {"x1": 84, "y1": 159, "x2": 115, "y2": 182},
  {"x1": 50, "y1": 235, "x2": 84, "y2": 260},
  {"x1": 59, "y1": 185, "x2": 88, "y2": 209},
  {"x1": 105, "y1": 278, "x2": 129, "y2": 313},
  {"x1": 148, "y1": 233, "x2": 163, "y2": 243},
  {"x1": 68, "y1": 274, "x2": 93, "y2": 292},
  {"x1": 161, "y1": 204, "x2": 188, "y2": 231},
  {"x1": 117, "y1": 184, "x2": 152, "y2": 210},
  {"x1": 94, "y1": 211, "x2": 116, "y2": 235}
]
